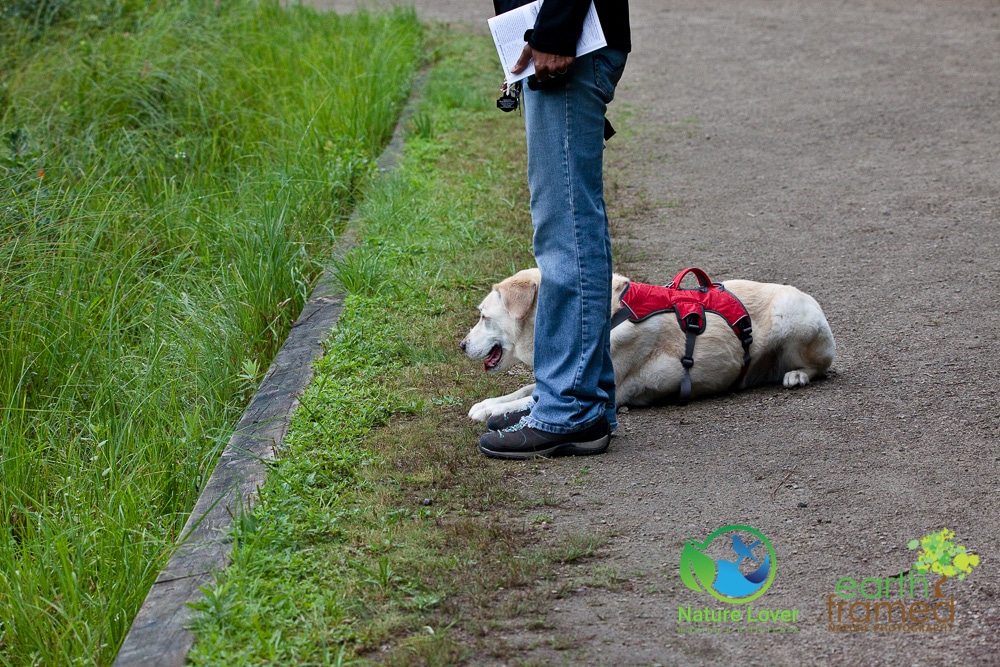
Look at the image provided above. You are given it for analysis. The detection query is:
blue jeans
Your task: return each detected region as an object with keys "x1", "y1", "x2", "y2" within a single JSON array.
[{"x1": 521, "y1": 48, "x2": 627, "y2": 434}]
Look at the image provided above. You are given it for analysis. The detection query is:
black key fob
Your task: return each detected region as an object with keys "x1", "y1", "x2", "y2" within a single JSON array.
[
  {"x1": 497, "y1": 92, "x2": 519, "y2": 112},
  {"x1": 497, "y1": 79, "x2": 521, "y2": 112}
]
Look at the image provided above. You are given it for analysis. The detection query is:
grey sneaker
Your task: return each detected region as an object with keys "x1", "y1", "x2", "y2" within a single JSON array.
[
  {"x1": 485, "y1": 408, "x2": 531, "y2": 431},
  {"x1": 478, "y1": 416, "x2": 610, "y2": 460}
]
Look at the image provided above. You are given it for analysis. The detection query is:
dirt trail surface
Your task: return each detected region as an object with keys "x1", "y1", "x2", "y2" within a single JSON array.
[{"x1": 319, "y1": 1, "x2": 1000, "y2": 664}]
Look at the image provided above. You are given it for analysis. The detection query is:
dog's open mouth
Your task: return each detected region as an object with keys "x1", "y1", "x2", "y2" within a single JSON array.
[{"x1": 484, "y1": 344, "x2": 503, "y2": 372}]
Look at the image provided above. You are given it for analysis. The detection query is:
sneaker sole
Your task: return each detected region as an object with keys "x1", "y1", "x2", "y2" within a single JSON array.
[{"x1": 478, "y1": 434, "x2": 610, "y2": 460}]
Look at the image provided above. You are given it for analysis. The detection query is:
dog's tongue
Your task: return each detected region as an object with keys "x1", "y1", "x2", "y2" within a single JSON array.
[{"x1": 484, "y1": 344, "x2": 502, "y2": 371}]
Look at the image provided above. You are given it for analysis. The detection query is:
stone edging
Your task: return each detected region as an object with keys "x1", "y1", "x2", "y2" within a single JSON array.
[{"x1": 112, "y1": 67, "x2": 428, "y2": 667}]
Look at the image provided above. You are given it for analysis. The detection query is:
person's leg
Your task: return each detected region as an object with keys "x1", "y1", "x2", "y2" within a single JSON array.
[
  {"x1": 598, "y1": 215, "x2": 617, "y2": 431},
  {"x1": 521, "y1": 49, "x2": 627, "y2": 435}
]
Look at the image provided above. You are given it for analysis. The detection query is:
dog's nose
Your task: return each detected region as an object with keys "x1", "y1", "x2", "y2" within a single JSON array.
[{"x1": 459, "y1": 339, "x2": 467, "y2": 352}]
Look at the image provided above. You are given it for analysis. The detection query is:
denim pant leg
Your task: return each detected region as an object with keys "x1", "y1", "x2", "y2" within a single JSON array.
[{"x1": 521, "y1": 49, "x2": 627, "y2": 434}]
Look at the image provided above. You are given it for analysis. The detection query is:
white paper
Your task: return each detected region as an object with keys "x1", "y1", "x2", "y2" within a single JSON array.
[{"x1": 488, "y1": 0, "x2": 607, "y2": 83}]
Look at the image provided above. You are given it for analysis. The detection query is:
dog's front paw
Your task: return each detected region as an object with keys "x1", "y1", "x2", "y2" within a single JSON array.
[
  {"x1": 783, "y1": 370, "x2": 811, "y2": 388},
  {"x1": 468, "y1": 399, "x2": 496, "y2": 422}
]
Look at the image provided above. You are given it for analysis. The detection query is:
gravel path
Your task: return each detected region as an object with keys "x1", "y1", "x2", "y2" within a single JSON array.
[{"x1": 319, "y1": 1, "x2": 1000, "y2": 663}]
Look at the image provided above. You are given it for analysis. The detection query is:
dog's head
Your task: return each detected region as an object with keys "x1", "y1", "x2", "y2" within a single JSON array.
[
  {"x1": 461, "y1": 269, "x2": 634, "y2": 372},
  {"x1": 460, "y1": 268, "x2": 540, "y2": 372}
]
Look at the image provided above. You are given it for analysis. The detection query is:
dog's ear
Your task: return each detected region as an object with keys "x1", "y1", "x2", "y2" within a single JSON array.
[
  {"x1": 497, "y1": 276, "x2": 538, "y2": 321},
  {"x1": 611, "y1": 274, "x2": 630, "y2": 315}
]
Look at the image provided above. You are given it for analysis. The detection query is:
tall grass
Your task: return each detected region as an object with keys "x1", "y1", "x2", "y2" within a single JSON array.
[{"x1": 0, "y1": 1, "x2": 421, "y2": 664}]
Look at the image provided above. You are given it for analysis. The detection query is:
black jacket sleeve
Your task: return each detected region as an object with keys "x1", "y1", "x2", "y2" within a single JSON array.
[{"x1": 529, "y1": 0, "x2": 591, "y2": 56}]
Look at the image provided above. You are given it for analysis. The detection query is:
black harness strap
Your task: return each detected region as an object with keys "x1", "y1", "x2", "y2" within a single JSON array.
[
  {"x1": 676, "y1": 308, "x2": 706, "y2": 405},
  {"x1": 679, "y1": 329, "x2": 698, "y2": 405}
]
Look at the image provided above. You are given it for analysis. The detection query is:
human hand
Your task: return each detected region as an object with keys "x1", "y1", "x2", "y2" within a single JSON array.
[{"x1": 511, "y1": 44, "x2": 575, "y2": 81}]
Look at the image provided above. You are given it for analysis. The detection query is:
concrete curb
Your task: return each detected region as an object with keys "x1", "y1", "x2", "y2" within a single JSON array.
[{"x1": 113, "y1": 67, "x2": 428, "y2": 667}]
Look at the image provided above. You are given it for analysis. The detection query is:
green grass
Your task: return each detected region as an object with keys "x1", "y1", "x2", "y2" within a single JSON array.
[
  {"x1": 0, "y1": 1, "x2": 421, "y2": 664},
  {"x1": 186, "y1": 28, "x2": 610, "y2": 666}
]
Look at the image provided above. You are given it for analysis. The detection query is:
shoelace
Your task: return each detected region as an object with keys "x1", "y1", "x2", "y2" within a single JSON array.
[{"x1": 500, "y1": 418, "x2": 530, "y2": 434}]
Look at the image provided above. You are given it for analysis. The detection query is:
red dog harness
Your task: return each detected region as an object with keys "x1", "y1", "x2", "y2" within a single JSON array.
[{"x1": 610, "y1": 268, "x2": 754, "y2": 404}]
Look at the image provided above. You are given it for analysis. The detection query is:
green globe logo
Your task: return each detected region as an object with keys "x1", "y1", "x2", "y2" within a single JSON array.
[{"x1": 680, "y1": 525, "x2": 777, "y2": 604}]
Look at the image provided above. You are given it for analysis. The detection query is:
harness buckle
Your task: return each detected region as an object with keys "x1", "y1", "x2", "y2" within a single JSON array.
[
  {"x1": 681, "y1": 356, "x2": 694, "y2": 369},
  {"x1": 682, "y1": 313, "x2": 704, "y2": 334}
]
